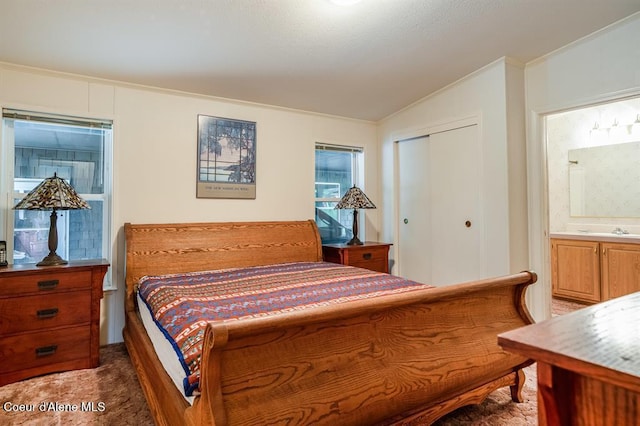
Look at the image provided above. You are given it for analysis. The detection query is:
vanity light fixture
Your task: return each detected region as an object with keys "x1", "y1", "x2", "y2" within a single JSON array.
[
  {"x1": 589, "y1": 121, "x2": 607, "y2": 144},
  {"x1": 591, "y1": 114, "x2": 640, "y2": 141},
  {"x1": 631, "y1": 114, "x2": 640, "y2": 137},
  {"x1": 609, "y1": 118, "x2": 622, "y2": 138}
]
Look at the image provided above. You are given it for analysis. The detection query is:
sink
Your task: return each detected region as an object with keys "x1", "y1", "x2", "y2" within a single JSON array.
[{"x1": 551, "y1": 231, "x2": 640, "y2": 242}]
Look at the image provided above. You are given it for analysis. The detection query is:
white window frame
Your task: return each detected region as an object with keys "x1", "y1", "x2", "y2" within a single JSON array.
[
  {"x1": 314, "y1": 143, "x2": 365, "y2": 242},
  {"x1": 0, "y1": 109, "x2": 114, "y2": 288}
]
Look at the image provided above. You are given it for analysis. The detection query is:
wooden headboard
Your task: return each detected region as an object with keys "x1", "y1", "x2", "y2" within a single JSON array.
[{"x1": 124, "y1": 220, "x2": 323, "y2": 310}]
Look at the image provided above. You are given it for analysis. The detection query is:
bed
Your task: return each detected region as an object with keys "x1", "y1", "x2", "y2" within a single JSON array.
[{"x1": 123, "y1": 220, "x2": 536, "y2": 425}]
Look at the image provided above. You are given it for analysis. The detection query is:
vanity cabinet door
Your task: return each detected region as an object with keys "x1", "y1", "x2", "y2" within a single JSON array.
[
  {"x1": 551, "y1": 239, "x2": 601, "y2": 303},
  {"x1": 602, "y1": 242, "x2": 640, "y2": 300}
]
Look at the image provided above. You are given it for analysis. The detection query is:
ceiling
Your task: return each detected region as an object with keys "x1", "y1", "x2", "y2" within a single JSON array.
[{"x1": 1, "y1": 1, "x2": 639, "y2": 121}]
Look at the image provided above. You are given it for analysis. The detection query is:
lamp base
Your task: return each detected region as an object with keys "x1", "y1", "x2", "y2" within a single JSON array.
[
  {"x1": 37, "y1": 252, "x2": 68, "y2": 267},
  {"x1": 37, "y1": 210, "x2": 67, "y2": 266},
  {"x1": 346, "y1": 236, "x2": 363, "y2": 245}
]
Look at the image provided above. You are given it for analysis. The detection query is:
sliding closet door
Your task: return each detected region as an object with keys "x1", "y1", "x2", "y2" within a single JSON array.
[
  {"x1": 428, "y1": 125, "x2": 483, "y2": 284},
  {"x1": 397, "y1": 125, "x2": 483, "y2": 285},
  {"x1": 397, "y1": 136, "x2": 432, "y2": 285}
]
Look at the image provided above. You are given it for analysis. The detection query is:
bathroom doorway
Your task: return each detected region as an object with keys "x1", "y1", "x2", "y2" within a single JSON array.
[{"x1": 545, "y1": 96, "x2": 640, "y2": 313}]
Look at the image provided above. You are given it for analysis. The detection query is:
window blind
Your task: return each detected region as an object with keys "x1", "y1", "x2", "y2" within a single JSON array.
[
  {"x1": 2, "y1": 109, "x2": 112, "y2": 129},
  {"x1": 315, "y1": 143, "x2": 363, "y2": 153}
]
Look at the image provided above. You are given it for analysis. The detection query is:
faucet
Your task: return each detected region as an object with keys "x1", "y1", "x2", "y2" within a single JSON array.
[{"x1": 612, "y1": 227, "x2": 629, "y2": 235}]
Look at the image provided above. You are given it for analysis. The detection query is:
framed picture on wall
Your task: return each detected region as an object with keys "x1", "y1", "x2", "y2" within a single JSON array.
[{"x1": 196, "y1": 115, "x2": 256, "y2": 199}]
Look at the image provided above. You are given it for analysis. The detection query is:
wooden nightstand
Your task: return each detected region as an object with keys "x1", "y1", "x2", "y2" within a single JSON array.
[
  {"x1": 322, "y1": 242, "x2": 392, "y2": 273},
  {"x1": 0, "y1": 259, "x2": 109, "y2": 386}
]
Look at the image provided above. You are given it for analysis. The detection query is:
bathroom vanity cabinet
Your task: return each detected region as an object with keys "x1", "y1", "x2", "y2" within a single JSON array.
[
  {"x1": 551, "y1": 235, "x2": 640, "y2": 304},
  {"x1": 551, "y1": 239, "x2": 600, "y2": 303},
  {"x1": 601, "y1": 242, "x2": 640, "y2": 300}
]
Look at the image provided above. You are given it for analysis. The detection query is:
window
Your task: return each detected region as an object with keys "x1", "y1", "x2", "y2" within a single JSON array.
[
  {"x1": 315, "y1": 143, "x2": 363, "y2": 244},
  {"x1": 1, "y1": 109, "x2": 112, "y2": 273}
]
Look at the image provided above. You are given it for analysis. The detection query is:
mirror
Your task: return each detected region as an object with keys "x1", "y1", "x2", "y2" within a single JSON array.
[{"x1": 569, "y1": 141, "x2": 640, "y2": 217}]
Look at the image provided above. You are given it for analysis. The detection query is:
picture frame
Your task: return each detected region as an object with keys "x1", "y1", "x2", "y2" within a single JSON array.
[{"x1": 196, "y1": 115, "x2": 256, "y2": 199}]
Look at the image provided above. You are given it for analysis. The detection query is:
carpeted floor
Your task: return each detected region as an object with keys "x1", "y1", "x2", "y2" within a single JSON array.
[
  {"x1": 0, "y1": 343, "x2": 153, "y2": 426},
  {"x1": 433, "y1": 364, "x2": 538, "y2": 426},
  {"x1": 0, "y1": 298, "x2": 587, "y2": 425},
  {"x1": 550, "y1": 297, "x2": 591, "y2": 316}
]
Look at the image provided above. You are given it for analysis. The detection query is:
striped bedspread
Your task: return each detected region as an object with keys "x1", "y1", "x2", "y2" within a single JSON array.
[{"x1": 138, "y1": 261, "x2": 431, "y2": 396}]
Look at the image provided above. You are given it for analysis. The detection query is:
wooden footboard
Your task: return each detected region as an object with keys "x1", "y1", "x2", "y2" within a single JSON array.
[
  {"x1": 186, "y1": 271, "x2": 535, "y2": 425},
  {"x1": 123, "y1": 221, "x2": 535, "y2": 426}
]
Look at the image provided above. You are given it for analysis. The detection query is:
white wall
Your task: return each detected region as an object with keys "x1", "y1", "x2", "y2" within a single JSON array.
[
  {"x1": 0, "y1": 64, "x2": 378, "y2": 344},
  {"x1": 378, "y1": 58, "x2": 529, "y2": 283},
  {"x1": 525, "y1": 12, "x2": 640, "y2": 320}
]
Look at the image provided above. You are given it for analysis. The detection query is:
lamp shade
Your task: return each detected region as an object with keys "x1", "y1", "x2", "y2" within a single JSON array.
[
  {"x1": 13, "y1": 173, "x2": 90, "y2": 266},
  {"x1": 335, "y1": 185, "x2": 376, "y2": 210},
  {"x1": 14, "y1": 173, "x2": 90, "y2": 211}
]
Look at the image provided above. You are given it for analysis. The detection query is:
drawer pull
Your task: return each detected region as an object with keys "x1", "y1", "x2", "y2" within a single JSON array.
[
  {"x1": 37, "y1": 279, "x2": 59, "y2": 290},
  {"x1": 363, "y1": 253, "x2": 372, "y2": 260},
  {"x1": 37, "y1": 308, "x2": 59, "y2": 319},
  {"x1": 35, "y1": 345, "x2": 58, "y2": 357}
]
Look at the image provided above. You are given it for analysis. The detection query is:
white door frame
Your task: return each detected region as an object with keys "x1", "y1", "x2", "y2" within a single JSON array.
[
  {"x1": 392, "y1": 114, "x2": 480, "y2": 279},
  {"x1": 526, "y1": 89, "x2": 640, "y2": 322}
]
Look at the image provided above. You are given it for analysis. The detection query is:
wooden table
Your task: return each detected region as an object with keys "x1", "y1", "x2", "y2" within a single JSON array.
[{"x1": 498, "y1": 292, "x2": 640, "y2": 425}]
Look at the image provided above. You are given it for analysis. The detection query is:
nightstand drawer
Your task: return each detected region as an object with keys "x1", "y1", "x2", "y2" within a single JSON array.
[
  {"x1": 0, "y1": 290, "x2": 91, "y2": 335},
  {"x1": 349, "y1": 247, "x2": 387, "y2": 266},
  {"x1": 323, "y1": 242, "x2": 392, "y2": 274},
  {"x1": 349, "y1": 259, "x2": 387, "y2": 273},
  {"x1": 0, "y1": 325, "x2": 90, "y2": 374},
  {"x1": 0, "y1": 270, "x2": 91, "y2": 297}
]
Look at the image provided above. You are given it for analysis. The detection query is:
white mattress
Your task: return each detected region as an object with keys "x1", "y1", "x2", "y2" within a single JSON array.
[{"x1": 137, "y1": 292, "x2": 195, "y2": 405}]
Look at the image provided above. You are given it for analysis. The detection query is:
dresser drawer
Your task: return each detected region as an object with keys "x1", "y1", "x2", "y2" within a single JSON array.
[
  {"x1": 0, "y1": 270, "x2": 91, "y2": 297},
  {"x1": 0, "y1": 290, "x2": 91, "y2": 335},
  {"x1": 0, "y1": 325, "x2": 90, "y2": 374}
]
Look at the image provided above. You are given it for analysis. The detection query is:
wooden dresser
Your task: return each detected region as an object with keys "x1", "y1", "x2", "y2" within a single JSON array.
[
  {"x1": 499, "y1": 292, "x2": 640, "y2": 425},
  {"x1": 0, "y1": 259, "x2": 109, "y2": 386},
  {"x1": 322, "y1": 242, "x2": 391, "y2": 273}
]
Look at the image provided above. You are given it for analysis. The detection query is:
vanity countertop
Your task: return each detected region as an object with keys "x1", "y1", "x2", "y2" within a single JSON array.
[{"x1": 550, "y1": 231, "x2": 640, "y2": 244}]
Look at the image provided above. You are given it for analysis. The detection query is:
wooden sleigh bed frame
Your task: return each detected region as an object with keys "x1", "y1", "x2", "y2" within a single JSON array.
[{"x1": 123, "y1": 220, "x2": 536, "y2": 425}]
